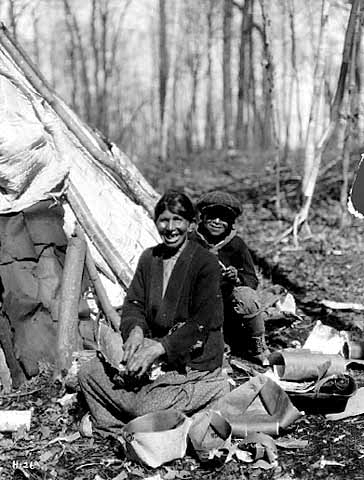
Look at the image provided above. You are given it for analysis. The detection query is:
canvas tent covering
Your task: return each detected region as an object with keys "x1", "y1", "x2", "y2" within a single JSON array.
[{"x1": 0, "y1": 24, "x2": 160, "y2": 387}]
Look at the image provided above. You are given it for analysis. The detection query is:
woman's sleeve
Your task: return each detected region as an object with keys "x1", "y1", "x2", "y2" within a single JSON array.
[
  {"x1": 119, "y1": 250, "x2": 150, "y2": 340},
  {"x1": 159, "y1": 255, "x2": 223, "y2": 366}
]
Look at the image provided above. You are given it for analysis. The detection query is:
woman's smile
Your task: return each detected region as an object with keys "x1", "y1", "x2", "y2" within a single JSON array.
[{"x1": 155, "y1": 209, "x2": 190, "y2": 249}]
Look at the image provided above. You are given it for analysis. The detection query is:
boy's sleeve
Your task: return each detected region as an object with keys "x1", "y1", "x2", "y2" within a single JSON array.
[
  {"x1": 119, "y1": 250, "x2": 150, "y2": 340},
  {"x1": 159, "y1": 255, "x2": 223, "y2": 367},
  {"x1": 236, "y1": 239, "x2": 258, "y2": 290}
]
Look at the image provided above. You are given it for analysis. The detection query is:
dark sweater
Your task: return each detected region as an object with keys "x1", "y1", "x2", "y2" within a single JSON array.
[
  {"x1": 120, "y1": 240, "x2": 224, "y2": 372},
  {"x1": 190, "y1": 229, "x2": 258, "y2": 299}
]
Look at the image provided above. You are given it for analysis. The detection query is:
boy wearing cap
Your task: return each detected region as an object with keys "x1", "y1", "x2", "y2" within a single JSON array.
[{"x1": 190, "y1": 190, "x2": 269, "y2": 364}]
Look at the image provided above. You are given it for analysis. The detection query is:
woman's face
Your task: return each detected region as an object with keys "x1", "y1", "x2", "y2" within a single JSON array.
[{"x1": 155, "y1": 209, "x2": 190, "y2": 249}]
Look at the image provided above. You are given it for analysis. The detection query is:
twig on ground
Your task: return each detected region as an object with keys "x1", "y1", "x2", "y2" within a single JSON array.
[{"x1": 0, "y1": 386, "x2": 45, "y2": 398}]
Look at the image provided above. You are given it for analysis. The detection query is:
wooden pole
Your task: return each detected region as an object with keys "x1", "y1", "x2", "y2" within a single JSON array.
[
  {"x1": 85, "y1": 246, "x2": 121, "y2": 331},
  {"x1": 56, "y1": 225, "x2": 86, "y2": 374},
  {"x1": 0, "y1": 314, "x2": 25, "y2": 388}
]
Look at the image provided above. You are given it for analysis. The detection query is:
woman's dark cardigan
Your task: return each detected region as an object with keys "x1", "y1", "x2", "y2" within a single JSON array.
[{"x1": 120, "y1": 240, "x2": 225, "y2": 372}]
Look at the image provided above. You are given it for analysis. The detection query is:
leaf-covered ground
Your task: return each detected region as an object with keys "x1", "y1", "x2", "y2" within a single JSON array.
[{"x1": 1, "y1": 150, "x2": 364, "y2": 480}]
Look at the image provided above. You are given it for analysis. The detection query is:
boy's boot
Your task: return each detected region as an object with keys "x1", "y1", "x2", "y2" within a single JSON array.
[
  {"x1": 246, "y1": 334, "x2": 270, "y2": 366},
  {"x1": 231, "y1": 286, "x2": 270, "y2": 366}
]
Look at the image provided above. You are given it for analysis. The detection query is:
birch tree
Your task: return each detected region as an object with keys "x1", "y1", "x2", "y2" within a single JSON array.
[
  {"x1": 204, "y1": 0, "x2": 217, "y2": 149},
  {"x1": 340, "y1": 1, "x2": 362, "y2": 227},
  {"x1": 288, "y1": 0, "x2": 303, "y2": 147},
  {"x1": 235, "y1": 0, "x2": 253, "y2": 148},
  {"x1": 290, "y1": 0, "x2": 330, "y2": 244},
  {"x1": 160, "y1": 0, "x2": 182, "y2": 161},
  {"x1": 223, "y1": 0, "x2": 234, "y2": 149},
  {"x1": 159, "y1": 0, "x2": 167, "y2": 126}
]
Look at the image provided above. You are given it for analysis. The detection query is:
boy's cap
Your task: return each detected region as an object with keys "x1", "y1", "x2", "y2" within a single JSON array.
[{"x1": 196, "y1": 191, "x2": 242, "y2": 217}]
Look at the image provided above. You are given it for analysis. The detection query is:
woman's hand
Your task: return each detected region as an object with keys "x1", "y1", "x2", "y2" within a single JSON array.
[
  {"x1": 127, "y1": 339, "x2": 165, "y2": 377},
  {"x1": 122, "y1": 326, "x2": 144, "y2": 364}
]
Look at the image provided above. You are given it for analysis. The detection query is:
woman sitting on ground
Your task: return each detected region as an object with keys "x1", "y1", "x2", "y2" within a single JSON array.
[{"x1": 78, "y1": 190, "x2": 230, "y2": 437}]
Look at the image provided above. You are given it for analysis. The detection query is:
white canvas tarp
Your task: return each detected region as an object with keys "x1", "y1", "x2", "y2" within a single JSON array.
[{"x1": 0, "y1": 32, "x2": 160, "y2": 306}]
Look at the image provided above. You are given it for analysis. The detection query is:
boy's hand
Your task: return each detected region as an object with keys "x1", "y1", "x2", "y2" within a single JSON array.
[{"x1": 223, "y1": 266, "x2": 239, "y2": 283}]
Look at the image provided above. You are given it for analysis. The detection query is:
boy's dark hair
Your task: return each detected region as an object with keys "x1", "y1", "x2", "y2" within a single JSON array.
[
  {"x1": 154, "y1": 190, "x2": 195, "y2": 222},
  {"x1": 196, "y1": 191, "x2": 242, "y2": 218}
]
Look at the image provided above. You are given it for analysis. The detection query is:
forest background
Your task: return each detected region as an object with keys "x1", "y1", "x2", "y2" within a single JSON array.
[{"x1": 1, "y1": 0, "x2": 363, "y2": 237}]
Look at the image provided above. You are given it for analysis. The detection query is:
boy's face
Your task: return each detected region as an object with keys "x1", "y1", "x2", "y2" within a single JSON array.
[{"x1": 201, "y1": 206, "x2": 234, "y2": 237}]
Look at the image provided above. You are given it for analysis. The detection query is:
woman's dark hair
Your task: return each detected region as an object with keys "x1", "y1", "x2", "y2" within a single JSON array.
[{"x1": 154, "y1": 190, "x2": 195, "y2": 222}]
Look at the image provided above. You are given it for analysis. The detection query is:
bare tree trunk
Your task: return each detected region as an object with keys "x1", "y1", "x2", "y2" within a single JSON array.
[
  {"x1": 249, "y1": 2, "x2": 261, "y2": 146},
  {"x1": 291, "y1": 0, "x2": 330, "y2": 244},
  {"x1": 63, "y1": 0, "x2": 92, "y2": 123},
  {"x1": 159, "y1": 0, "x2": 168, "y2": 126},
  {"x1": 99, "y1": 0, "x2": 109, "y2": 134},
  {"x1": 172, "y1": 64, "x2": 178, "y2": 153},
  {"x1": 341, "y1": 2, "x2": 362, "y2": 227},
  {"x1": 160, "y1": 0, "x2": 181, "y2": 161},
  {"x1": 91, "y1": 0, "x2": 100, "y2": 125},
  {"x1": 63, "y1": 4, "x2": 78, "y2": 111},
  {"x1": 352, "y1": 8, "x2": 364, "y2": 145},
  {"x1": 186, "y1": 55, "x2": 200, "y2": 153},
  {"x1": 205, "y1": 0, "x2": 215, "y2": 149},
  {"x1": 105, "y1": 0, "x2": 133, "y2": 133},
  {"x1": 259, "y1": 0, "x2": 275, "y2": 148},
  {"x1": 223, "y1": 0, "x2": 234, "y2": 149},
  {"x1": 288, "y1": 0, "x2": 303, "y2": 147},
  {"x1": 260, "y1": 0, "x2": 281, "y2": 216},
  {"x1": 235, "y1": 0, "x2": 252, "y2": 149},
  {"x1": 281, "y1": 0, "x2": 290, "y2": 156}
]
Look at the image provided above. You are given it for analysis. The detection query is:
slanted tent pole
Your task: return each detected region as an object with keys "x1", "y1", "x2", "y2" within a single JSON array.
[
  {"x1": 0, "y1": 23, "x2": 158, "y2": 218},
  {"x1": 67, "y1": 184, "x2": 133, "y2": 289},
  {"x1": 56, "y1": 225, "x2": 86, "y2": 374},
  {"x1": 84, "y1": 244, "x2": 121, "y2": 332}
]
